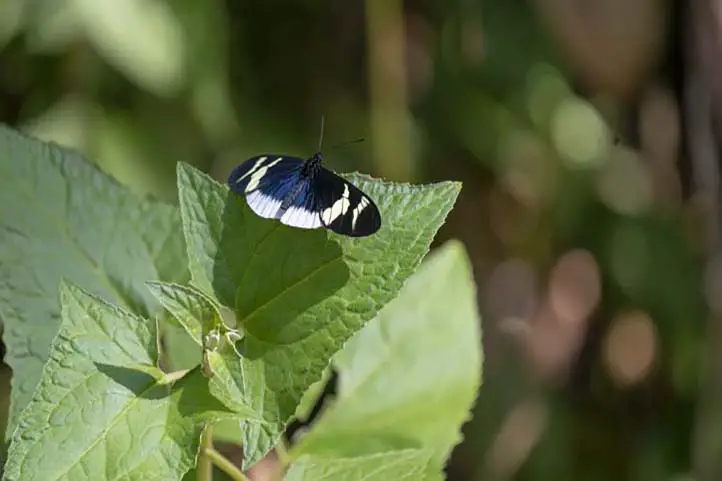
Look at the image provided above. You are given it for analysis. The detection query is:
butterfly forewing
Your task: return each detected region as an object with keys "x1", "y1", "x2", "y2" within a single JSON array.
[
  {"x1": 315, "y1": 167, "x2": 381, "y2": 237},
  {"x1": 228, "y1": 155, "x2": 304, "y2": 196},
  {"x1": 227, "y1": 155, "x2": 323, "y2": 229}
]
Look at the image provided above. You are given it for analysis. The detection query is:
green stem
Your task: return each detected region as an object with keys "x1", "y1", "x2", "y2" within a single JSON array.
[
  {"x1": 275, "y1": 436, "x2": 291, "y2": 467},
  {"x1": 204, "y1": 447, "x2": 249, "y2": 481},
  {"x1": 365, "y1": 0, "x2": 413, "y2": 182},
  {"x1": 197, "y1": 424, "x2": 213, "y2": 481}
]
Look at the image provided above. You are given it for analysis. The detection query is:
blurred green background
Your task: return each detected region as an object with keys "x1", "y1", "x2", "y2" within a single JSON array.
[{"x1": 0, "y1": 0, "x2": 716, "y2": 480}]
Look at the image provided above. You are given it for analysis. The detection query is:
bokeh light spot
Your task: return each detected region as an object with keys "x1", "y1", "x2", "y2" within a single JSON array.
[
  {"x1": 551, "y1": 98, "x2": 610, "y2": 168},
  {"x1": 597, "y1": 146, "x2": 653, "y2": 216},
  {"x1": 549, "y1": 249, "x2": 601, "y2": 326},
  {"x1": 603, "y1": 310, "x2": 657, "y2": 387}
]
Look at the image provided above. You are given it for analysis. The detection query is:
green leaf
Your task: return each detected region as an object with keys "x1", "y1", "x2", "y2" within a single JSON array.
[
  {"x1": 284, "y1": 450, "x2": 435, "y2": 481},
  {"x1": 4, "y1": 282, "x2": 245, "y2": 480},
  {"x1": 0, "y1": 126, "x2": 188, "y2": 435},
  {"x1": 294, "y1": 366, "x2": 333, "y2": 424},
  {"x1": 148, "y1": 281, "x2": 252, "y2": 414},
  {"x1": 210, "y1": 418, "x2": 245, "y2": 445},
  {"x1": 147, "y1": 281, "x2": 223, "y2": 348},
  {"x1": 291, "y1": 241, "x2": 482, "y2": 476},
  {"x1": 204, "y1": 346, "x2": 253, "y2": 415},
  {"x1": 161, "y1": 323, "x2": 202, "y2": 371},
  {"x1": 176, "y1": 162, "x2": 461, "y2": 467}
]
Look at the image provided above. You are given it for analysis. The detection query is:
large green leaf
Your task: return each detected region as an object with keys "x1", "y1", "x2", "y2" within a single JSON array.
[
  {"x1": 290, "y1": 241, "x2": 482, "y2": 478},
  {"x1": 0, "y1": 126, "x2": 188, "y2": 435},
  {"x1": 176, "y1": 162, "x2": 460, "y2": 467},
  {"x1": 284, "y1": 450, "x2": 435, "y2": 481},
  {"x1": 4, "y1": 283, "x2": 247, "y2": 480}
]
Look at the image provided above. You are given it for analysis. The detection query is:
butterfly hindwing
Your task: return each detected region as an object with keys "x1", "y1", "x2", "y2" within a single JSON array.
[
  {"x1": 277, "y1": 177, "x2": 323, "y2": 229},
  {"x1": 315, "y1": 167, "x2": 381, "y2": 237}
]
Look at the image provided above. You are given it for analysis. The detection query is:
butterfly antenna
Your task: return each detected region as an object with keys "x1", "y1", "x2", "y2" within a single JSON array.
[
  {"x1": 328, "y1": 137, "x2": 366, "y2": 151},
  {"x1": 317, "y1": 115, "x2": 326, "y2": 152}
]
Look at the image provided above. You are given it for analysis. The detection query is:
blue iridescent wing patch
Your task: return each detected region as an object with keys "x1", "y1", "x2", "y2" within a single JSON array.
[{"x1": 228, "y1": 154, "x2": 303, "y2": 196}]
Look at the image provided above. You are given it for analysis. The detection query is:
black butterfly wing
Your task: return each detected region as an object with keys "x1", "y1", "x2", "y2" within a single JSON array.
[
  {"x1": 315, "y1": 167, "x2": 381, "y2": 237},
  {"x1": 227, "y1": 155, "x2": 323, "y2": 229}
]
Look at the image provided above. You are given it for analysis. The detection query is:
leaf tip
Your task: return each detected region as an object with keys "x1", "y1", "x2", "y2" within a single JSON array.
[
  {"x1": 175, "y1": 160, "x2": 192, "y2": 177},
  {"x1": 427, "y1": 240, "x2": 471, "y2": 276},
  {"x1": 57, "y1": 278, "x2": 88, "y2": 307},
  {"x1": 176, "y1": 161, "x2": 227, "y2": 200}
]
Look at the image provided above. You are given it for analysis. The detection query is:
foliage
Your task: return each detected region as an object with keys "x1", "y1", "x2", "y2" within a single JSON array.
[
  {"x1": 0, "y1": 0, "x2": 709, "y2": 480},
  {"x1": 0, "y1": 126, "x2": 477, "y2": 479},
  {"x1": 289, "y1": 240, "x2": 482, "y2": 479},
  {"x1": 0, "y1": 126, "x2": 188, "y2": 437},
  {"x1": 174, "y1": 161, "x2": 461, "y2": 467},
  {"x1": 4, "y1": 284, "x2": 241, "y2": 480}
]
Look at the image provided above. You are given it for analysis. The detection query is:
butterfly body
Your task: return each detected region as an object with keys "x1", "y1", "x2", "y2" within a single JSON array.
[
  {"x1": 228, "y1": 152, "x2": 381, "y2": 237},
  {"x1": 279, "y1": 154, "x2": 321, "y2": 210}
]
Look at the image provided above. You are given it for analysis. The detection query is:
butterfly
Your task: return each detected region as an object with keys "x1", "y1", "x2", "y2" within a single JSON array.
[{"x1": 227, "y1": 152, "x2": 382, "y2": 237}]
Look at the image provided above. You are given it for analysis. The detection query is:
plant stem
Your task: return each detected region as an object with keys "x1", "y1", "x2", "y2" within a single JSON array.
[
  {"x1": 275, "y1": 436, "x2": 290, "y2": 467},
  {"x1": 197, "y1": 424, "x2": 213, "y2": 481},
  {"x1": 204, "y1": 447, "x2": 249, "y2": 481},
  {"x1": 365, "y1": 0, "x2": 414, "y2": 182}
]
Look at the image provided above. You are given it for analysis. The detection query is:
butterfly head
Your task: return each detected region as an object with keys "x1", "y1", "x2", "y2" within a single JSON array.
[{"x1": 301, "y1": 152, "x2": 324, "y2": 178}]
